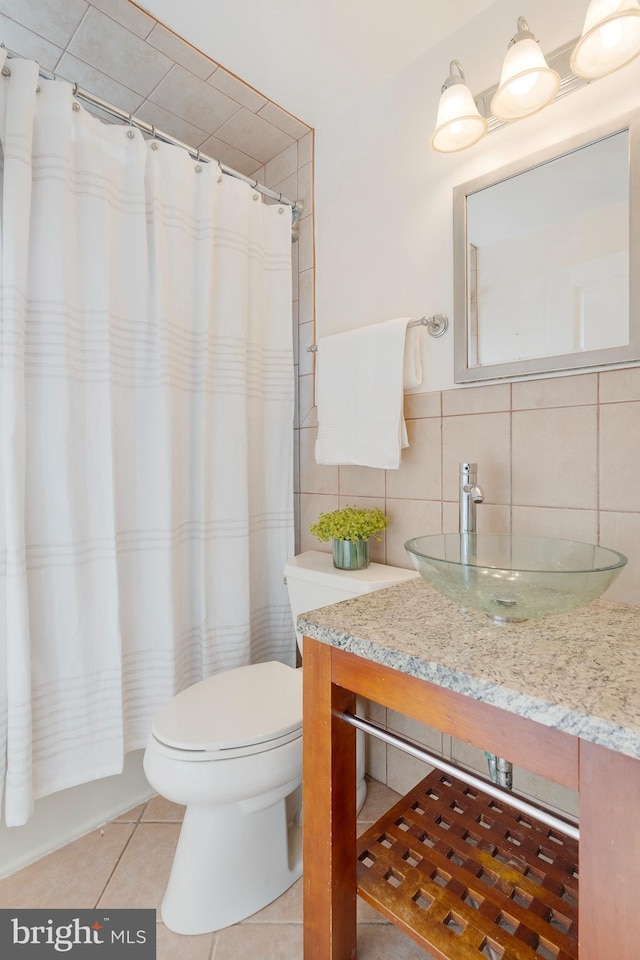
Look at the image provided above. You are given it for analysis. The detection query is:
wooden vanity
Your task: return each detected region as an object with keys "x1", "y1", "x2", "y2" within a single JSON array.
[{"x1": 299, "y1": 578, "x2": 640, "y2": 960}]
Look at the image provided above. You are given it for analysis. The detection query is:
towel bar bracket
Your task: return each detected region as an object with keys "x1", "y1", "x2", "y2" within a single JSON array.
[{"x1": 307, "y1": 314, "x2": 448, "y2": 352}]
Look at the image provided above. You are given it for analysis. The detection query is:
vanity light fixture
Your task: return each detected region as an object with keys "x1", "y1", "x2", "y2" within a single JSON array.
[
  {"x1": 430, "y1": 2, "x2": 640, "y2": 152},
  {"x1": 490, "y1": 17, "x2": 561, "y2": 120},
  {"x1": 571, "y1": 0, "x2": 640, "y2": 78},
  {"x1": 430, "y1": 60, "x2": 488, "y2": 153}
]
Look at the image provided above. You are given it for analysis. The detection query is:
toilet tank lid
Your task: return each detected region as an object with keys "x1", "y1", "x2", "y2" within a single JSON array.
[
  {"x1": 151, "y1": 661, "x2": 302, "y2": 752},
  {"x1": 284, "y1": 550, "x2": 419, "y2": 593}
]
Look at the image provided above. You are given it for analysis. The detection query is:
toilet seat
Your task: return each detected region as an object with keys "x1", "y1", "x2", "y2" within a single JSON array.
[{"x1": 151, "y1": 660, "x2": 302, "y2": 762}]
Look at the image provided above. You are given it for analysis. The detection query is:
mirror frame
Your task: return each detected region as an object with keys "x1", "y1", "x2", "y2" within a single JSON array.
[{"x1": 453, "y1": 111, "x2": 640, "y2": 383}]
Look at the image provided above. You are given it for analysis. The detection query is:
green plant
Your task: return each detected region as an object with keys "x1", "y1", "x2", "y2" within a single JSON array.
[{"x1": 309, "y1": 506, "x2": 390, "y2": 543}]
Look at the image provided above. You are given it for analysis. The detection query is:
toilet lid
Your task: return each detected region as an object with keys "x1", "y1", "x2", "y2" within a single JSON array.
[{"x1": 151, "y1": 661, "x2": 302, "y2": 752}]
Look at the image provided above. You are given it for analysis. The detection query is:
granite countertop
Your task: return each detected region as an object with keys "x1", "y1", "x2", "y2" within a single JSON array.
[{"x1": 298, "y1": 578, "x2": 640, "y2": 760}]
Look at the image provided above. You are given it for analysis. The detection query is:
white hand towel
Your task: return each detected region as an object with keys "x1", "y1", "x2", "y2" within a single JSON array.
[{"x1": 314, "y1": 318, "x2": 422, "y2": 469}]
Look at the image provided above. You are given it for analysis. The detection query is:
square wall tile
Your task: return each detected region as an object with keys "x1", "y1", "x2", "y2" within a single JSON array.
[
  {"x1": 387, "y1": 746, "x2": 434, "y2": 797},
  {"x1": 404, "y1": 391, "x2": 441, "y2": 420},
  {"x1": 147, "y1": 23, "x2": 215, "y2": 80},
  {"x1": 442, "y1": 412, "x2": 511, "y2": 504},
  {"x1": 207, "y1": 66, "x2": 267, "y2": 112},
  {"x1": 150, "y1": 63, "x2": 239, "y2": 132},
  {"x1": 511, "y1": 506, "x2": 597, "y2": 542},
  {"x1": 298, "y1": 374, "x2": 316, "y2": 428},
  {"x1": 386, "y1": 712, "x2": 443, "y2": 754},
  {"x1": 299, "y1": 494, "x2": 338, "y2": 554},
  {"x1": 257, "y1": 100, "x2": 310, "y2": 140},
  {"x1": 297, "y1": 131, "x2": 313, "y2": 167},
  {"x1": 298, "y1": 215, "x2": 314, "y2": 272},
  {"x1": 600, "y1": 368, "x2": 640, "y2": 403},
  {"x1": 57, "y1": 52, "x2": 144, "y2": 114},
  {"x1": 298, "y1": 268, "x2": 314, "y2": 326},
  {"x1": 339, "y1": 464, "x2": 385, "y2": 499},
  {"x1": 384, "y1": 499, "x2": 441, "y2": 568},
  {"x1": 511, "y1": 767, "x2": 579, "y2": 819},
  {"x1": 69, "y1": 8, "x2": 172, "y2": 98},
  {"x1": 1, "y1": 0, "x2": 87, "y2": 49},
  {"x1": 512, "y1": 406, "x2": 597, "y2": 509},
  {"x1": 299, "y1": 427, "x2": 338, "y2": 495},
  {"x1": 264, "y1": 142, "x2": 297, "y2": 188},
  {"x1": 598, "y1": 512, "x2": 640, "y2": 605},
  {"x1": 386, "y1": 418, "x2": 442, "y2": 502},
  {"x1": 442, "y1": 383, "x2": 510, "y2": 416},
  {"x1": 88, "y1": 0, "x2": 154, "y2": 39},
  {"x1": 512, "y1": 373, "x2": 597, "y2": 409},
  {"x1": 216, "y1": 108, "x2": 294, "y2": 165},
  {"x1": 198, "y1": 134, "x2": 262, "y2": 176},
  {"x1": 0, "y1": 13, "x2": 63, "y2": 70},
  {"x1": 600, "y1": 402, "x2": 640, "y2": 512}
]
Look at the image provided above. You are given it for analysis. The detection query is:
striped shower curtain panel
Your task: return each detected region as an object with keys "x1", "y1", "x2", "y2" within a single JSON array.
[{"x1": 0, "y1": 52, "x2": 295, "y2": 826}]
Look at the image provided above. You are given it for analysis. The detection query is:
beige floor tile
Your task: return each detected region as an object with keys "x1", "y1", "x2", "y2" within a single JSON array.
[
  {"x1": 243, "y1": 877, "x2": 302, "y2": 923},
  {"x1": 213, "y1": 922, "x2": 302, "y2": 959},
  {"x1": 0, "y1": 823, "x2": 134, "y2": 909},
  {"x1": 141, "y1": 796, "x2": 185, "y2": 822},
  {"x1": 97, "y1": 823, "x2": 181, "y2": 910},
  {"x1": 359, "y1": 777, "x2": 401, "y2": 823},
  {"x1": 156, "y1": 921, "x2": 215, "y2": 960},
  {"x1": 112, "y1": 802, "x2": 147, "y2": 823},
  {"x1": 357, "y1": 923, "x2": 438, "y2": 959}
]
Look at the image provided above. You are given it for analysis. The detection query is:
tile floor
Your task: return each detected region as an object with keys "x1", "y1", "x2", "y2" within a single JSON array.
[{"x1": 0, "y1": 778, "x2": 436, "y2": 959}]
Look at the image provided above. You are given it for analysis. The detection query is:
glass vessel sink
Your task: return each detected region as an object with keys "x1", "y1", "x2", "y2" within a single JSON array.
[{"x1": 405, "y1": 534, "x2": 627, "y2": 622}]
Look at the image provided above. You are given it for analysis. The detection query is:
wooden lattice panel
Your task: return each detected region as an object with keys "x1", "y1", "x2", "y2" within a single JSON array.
[{"x1": 357, "y1": 770, "x2": 578, "y2": 960}]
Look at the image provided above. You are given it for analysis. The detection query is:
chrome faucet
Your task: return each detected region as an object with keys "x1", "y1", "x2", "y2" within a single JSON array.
[{"x1": 459, "y1": 462, "x2": 484, "y2": 534}]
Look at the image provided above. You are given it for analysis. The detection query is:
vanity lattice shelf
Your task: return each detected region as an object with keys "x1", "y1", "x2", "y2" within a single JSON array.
[{"x1": 356, "y1": 770, "x2": 578, "y2": 960}]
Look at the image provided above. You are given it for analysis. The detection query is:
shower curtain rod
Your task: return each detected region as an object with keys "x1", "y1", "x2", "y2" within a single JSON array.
[{"x1": 2, "y1": 47, "x2": 303, "y2": 223}]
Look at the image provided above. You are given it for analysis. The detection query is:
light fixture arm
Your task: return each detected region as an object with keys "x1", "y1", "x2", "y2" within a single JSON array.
[
  {"x1": 442, "y1": 60, "x2": 466, "y2": 91},
  {"x1": 511, "y1": 16, "x2": 537, "y2": 45}
]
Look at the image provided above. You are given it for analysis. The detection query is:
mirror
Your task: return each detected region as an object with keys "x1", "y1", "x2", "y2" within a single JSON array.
[{"x1": 454, "y1": 112, "x2": 640, "y2": 382}]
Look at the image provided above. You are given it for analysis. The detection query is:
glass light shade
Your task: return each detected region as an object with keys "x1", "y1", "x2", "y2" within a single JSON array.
[
  {"x1": 571, "y1": 0, "x2": 640, "y2": 78},
  {"x1": 490, "y1": 38, "x2": 561, "y2": 120},
  {"x1": 431, "y1": 83, "x2": 488, "y2": 153}
]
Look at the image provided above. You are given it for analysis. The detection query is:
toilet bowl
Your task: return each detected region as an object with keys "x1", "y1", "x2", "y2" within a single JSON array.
[
  {"x1": 143, "y1": 660, "x2": 302, "y2": 935},
  {"x1": 143, "y1": 550, "x2": 418, "y2": 934}
]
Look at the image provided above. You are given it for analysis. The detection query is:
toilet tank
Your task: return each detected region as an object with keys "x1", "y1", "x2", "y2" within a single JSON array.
[{"x1": 284, "y1": 550, "x2": 419, "y2": 651}]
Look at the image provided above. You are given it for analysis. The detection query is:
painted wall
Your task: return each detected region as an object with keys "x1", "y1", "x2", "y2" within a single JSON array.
[
  {"x1": 314, "y1": 0, "x2": 640, "y2": 391},
  {"x1": 306, "y1": 0, "x2": 640, "y2": 809}
]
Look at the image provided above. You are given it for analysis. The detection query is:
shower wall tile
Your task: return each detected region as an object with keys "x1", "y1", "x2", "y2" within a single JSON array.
[
  {"x1": 298, "y1": 374, "x2": 316, "y2": 429},
  {"x1": 150, "y1": 64, "x2": 240, "y2": 131},
  {"x1": 386, "y1": 418, "x2": 441, "y2": 502},
  {"x1": 0, "y1": 13, "x2": 63, "y2": 70},
  {"x1": 137, "y1": 101, "x2": 208, "y2": 153},
  {"x1": 299, "y1": 269, "x2": 314, "y2": 326},
  {"x1": 298, "y1": 215, "x2": 314, "y2": 272},
  {"x1": 512, "y1": 372, "x2": 597, "y2": 409},
  {"x1": 442, "y1": 382, "x2": 510, "y2": 416},
  {"x1": 207, "y1": 67, "x2": 268, "y2": 112},
  {"x1": 298, "y1": 131, "x2": 313, "y2": 167},
  {"x1": 512, "y1": 406, "x2": 597, "y2": 509},
  {"x1": 88, "y1": 0, "x2": 154, "y2": 39},
  {"x1": 0, "y1": 0, "x2": 87, "y2": 49},
  {"x1": 147, "y1": 23, "x2": 215, "y2": 80},
  {"x1": 297, "y1": 162, "x2": 313, "y2": 219},
  {"x1": 57, "y1": 52, "x2": 145, "y2": 114},
  {"x1": 258, "y1": 100, "x2": 310, "y2": 140},
  {"x1": 442, "y1": 412, "x2": 511, "y2": 505},
  {"x1": 264, "y1": 142, "x2": 297, "y2": 187},
  {"x1": 215, "y1": 108, "x2": 295, "y2": 164},
  {"x1": 298, "y1": 321, "x2": 315, "y2": 376},
  {"x1": 69, "y1": 8, "x2": 173, "y2": 97}
]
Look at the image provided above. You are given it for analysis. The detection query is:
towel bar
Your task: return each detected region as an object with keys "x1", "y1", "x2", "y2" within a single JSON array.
[{"x1": 307, "y1": 314, "x2": 448, "y2": 352}]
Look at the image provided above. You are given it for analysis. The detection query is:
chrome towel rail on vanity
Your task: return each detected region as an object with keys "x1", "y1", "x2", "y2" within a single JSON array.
[
  {"x1": 342, "y1": 712, "x2": 580, "y2": 841},
  {"x1": 307, "y1": 313, "x2": 448, "y2": 352}
]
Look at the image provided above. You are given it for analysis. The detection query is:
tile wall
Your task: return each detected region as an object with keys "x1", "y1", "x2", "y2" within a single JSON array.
[{"x1": 298, "y1": 367, "x2": 640, "y2": 814}]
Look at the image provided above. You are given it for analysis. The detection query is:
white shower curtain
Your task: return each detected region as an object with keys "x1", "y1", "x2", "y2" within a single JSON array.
[{"x1": 0, "y1": 53, "x2": 295, "y2": 826}]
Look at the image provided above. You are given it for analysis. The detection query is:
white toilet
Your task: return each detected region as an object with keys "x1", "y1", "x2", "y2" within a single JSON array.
[{"x1": 143, "y1": 550, "x2": 418, "y2": 935}]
